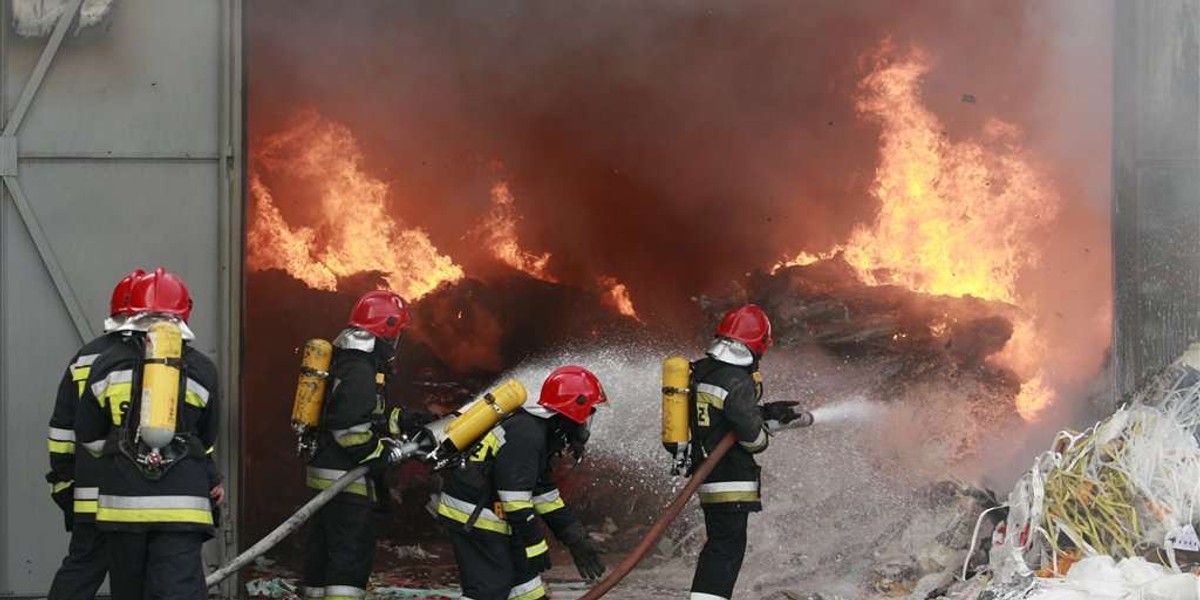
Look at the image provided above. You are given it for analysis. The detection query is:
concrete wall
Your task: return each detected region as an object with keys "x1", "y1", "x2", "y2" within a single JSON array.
[
  {"x1": 1114, "y1": 0, "x2": 1200, "y2": 395},
  {"x1": 0, "y1": 1, "x2": 242, "y2": 595}
]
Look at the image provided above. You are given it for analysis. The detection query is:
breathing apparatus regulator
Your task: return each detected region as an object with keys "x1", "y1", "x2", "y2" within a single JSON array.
[{"x1": 120, "y1": 319, "x2": 191, "y2": 480}]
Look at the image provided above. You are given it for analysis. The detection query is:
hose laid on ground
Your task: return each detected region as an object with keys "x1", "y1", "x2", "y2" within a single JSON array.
[
  {"x1": 205, "y1": 464, "x2": 371, "y2": 587},
  {"x1": 578, "y1": 432, "x2": 737, "y2": 600}
]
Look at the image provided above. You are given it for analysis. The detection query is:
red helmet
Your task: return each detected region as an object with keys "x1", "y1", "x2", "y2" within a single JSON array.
[
  {"x1": 348, "y1": 290, "x2": 410, "y2": 340},
  {"x1": 109, "y1": 268, "x2": 146, "y2": 317},
  {"x1": 538, "y1": 366, "x2": 607, "y2": 424},
  {"x1": 129, "y1": 267, "x2": 193, "y2": 322},
  {"x1": 716, "y1": 304, "x2": 773, "y2": 357}
]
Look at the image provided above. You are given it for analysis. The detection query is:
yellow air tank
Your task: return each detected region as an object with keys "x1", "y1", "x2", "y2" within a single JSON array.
[
  {"x1": 442, "y1": 378, "x2": 527, "y2": 451},
  {"x1": 661, "y1": 356, "x2": 691, "y2": 452},
  {"x1": 140, "y1": 321, "x2": 184, "y2": 451},
  {"x1": 291, "y1": 339, "x2": 333, "y2": 434}
]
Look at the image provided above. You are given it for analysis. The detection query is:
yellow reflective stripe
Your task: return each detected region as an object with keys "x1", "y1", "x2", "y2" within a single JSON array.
[
  {"x1": 103, "y1": 383, "x2": 132, "y2": 426},
  {"x1": 74, "y1": 500, "x2": 98, "y2": 514},
  {"x1": 699, "y1": 491, "x2": 761, "y2": 503},
  {"x1": 48, "y1": 439, "x2": 76, "y2": 454},
  {"x1": 184, "y1": 390, "x2": 206, "y2": 409},
  {"x1": 50, "y1": 480, "x2": 73, "y2": 494},
  {"x1": 502, "y1": 500, "x2": 534, "y2": 513},
  {"x1": 534, "y1": 497, "x2": 566, "y2": 515},
  {"x1": 525, "y1": 539, "x2": 549, "y2": 558},
  {"x1": 358, "y1": 440, "x2": 384, "y2": 463},
  {"x1": 305, "y1": 475, "x2": 369, "y2": 497},
  {"x1": 435, "y1": 501, "x2": 511, "y2": 535},
  {"x1": 511, "y1": 585, "x2": 546, "y2": 600},
  {"x1": 697, "y1": 392, "x2": 725, "y2": 411},
  {"x1": 97, "y1": 507, "x2": 213, "y2": 525},
  {"x1": 206, "y1": 446, "x2": 215, "y2": 456},
  {"x1": 336, "y1": 432, "x2": 374, "y2": 448}
]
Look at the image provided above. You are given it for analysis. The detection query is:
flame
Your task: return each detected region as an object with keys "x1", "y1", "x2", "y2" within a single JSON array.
[
  {"x1": 780, "y1": 48, "x2": 1060, "y2": 419},
  {"x1": 246, "y1": 110, "x2": 463, "y2": 300},
  {"x1": 600, "y1": 276, "x2": 640, "y2": 321},
  {"x1": 474, "y1": 182, "x2": 556, "y2": 282}
]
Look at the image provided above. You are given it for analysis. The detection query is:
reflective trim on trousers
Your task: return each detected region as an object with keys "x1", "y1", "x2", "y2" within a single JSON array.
[
  {"x1": 324, "y1": 585, "x2": 366, "y2": 599},
  {"x1": 436, "y1": 494, "x2": 511, "y2": 534},
  {"x1": 509, "y1": 576, "x2": 546, "y2": 600},
  {"x1": 300, "y1": 586, "x2": 325, "y2": 599},
  {"x1": 690, "y1": 593, "x2": 729, "y2": 600},
  {"x1": 74, "y1": 486, "x2": 99, "y2": 500}
]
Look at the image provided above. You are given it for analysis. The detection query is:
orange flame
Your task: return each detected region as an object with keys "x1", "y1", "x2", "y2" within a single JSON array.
[
  {"x1": 246, "y1": 110, "x2": 463, "y2": 300},
  {"x1": 473, "y1": 182, "x2": 556, "y2": 282},
  {"x1": 600, "y1": 276, "x2": 640, "y2": 321},
  {"x1": 780, "y1": 48, "x2": 1060, "y2": 419}
]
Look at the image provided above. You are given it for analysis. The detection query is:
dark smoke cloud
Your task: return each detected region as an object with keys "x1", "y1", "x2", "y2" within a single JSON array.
[{"x1": 248, "y1": 0, "x2": 1109, "y2": 324}]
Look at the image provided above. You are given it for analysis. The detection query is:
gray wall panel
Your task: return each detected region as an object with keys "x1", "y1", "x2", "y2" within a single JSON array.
[
  {"x1": 1, "y1": 199, "x2": 84, "y2": 595},
  {"x1": 0, "y1": 0, "x2": 241, "y2": 595},
  {"x1": 5, "y1": 0, "x2": 221, "y2": 156},
  {"x1": 15, "y1": 162, "x2": 222, "y2": 354}
]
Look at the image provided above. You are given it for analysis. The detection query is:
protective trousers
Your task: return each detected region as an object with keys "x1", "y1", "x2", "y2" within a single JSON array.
[
  {"x1": 690, "y1": 509, "x2": 750, "y2": 600},
  {"x1": 47, "y1": 522, "x2": 108, "y2": 600},
  {"x1": 448, "y1": 527, "x2": 546, "y2": 600},
  {"x1": 302, "y1": 497, "x2": 376, "y2": 600},
  {"x1": 106, "y1": 530, "x2": 206, "y2": 600}
]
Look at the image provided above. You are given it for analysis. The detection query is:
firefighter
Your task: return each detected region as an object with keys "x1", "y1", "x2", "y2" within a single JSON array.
[
  {"x1": 75, "y1": 268, "x2": 224, "y2": 600},
  {"x1": 687, "y1": 304, "x2": 805, "y2": 600},
  {"x1": 437, "y1": 366, "x2": 609, "y2": 600},
  {"x1": 45, "y1": 268, "x2": 144, "y2": 600},
  {"x1": 302, "y1": 290, "x2": 424, "y2": 600}
]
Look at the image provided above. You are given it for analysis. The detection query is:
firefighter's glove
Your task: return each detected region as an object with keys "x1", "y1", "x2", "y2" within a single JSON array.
[
  {"x1": 51, "y1": 483, "x2": 74, "y2": 532},
  {"x1": 567, "y1": 537, "x2": 606, "y2": 580},
  {"x1": 760, "y1": 401, "x2": 803, "y2": 424},
  {"x1": 368, "y1": 438, "x2": 406, "y2": 474}
]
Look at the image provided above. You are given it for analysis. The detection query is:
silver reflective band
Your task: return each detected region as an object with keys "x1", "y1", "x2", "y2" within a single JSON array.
[
  {"x1": 696, "y1": 383, "x2": 729, "y2": 400},
  {"x1": 740, "y1": 429, "x2": 768, "y2": 450},
  {"x1": 82, "y1": 440, "x2": 107, "y2": 454},
  {"x1": 323, "y1": 585, "x2": 365, "y2": 598},
  {"x1": 91, "y1": 369, "x2": 134, "y2": 397},
  {"x1": 185, "y1": 378, "x2": 210, "y2": 404},
  {"x1": 300, "y1": 586, "x2": 325, "y2": 598},
  {"x1": 72, "y1": 353, "x2": 100, "y2": 369},
  {"x1": 690, "y1": 593, "x2": 729, "y2": 600},
  {"x1": 698, "y1": 481, "x2": 759, "y2": 494},
  {"x1": 74, "y1": 487, "x2": 99, "y2": 501},
  {"x1": 532, "y1": 489, "x2": 561, "y2": 505},
  {"x1": 48, "y1": 427, "x2": 75, "y2": 441},
  {"x1": 440, "y1": 494, "x2": 503, "y2": 522},
  {"x1": 98, "y1": 495, "x2": 212, "y2": 511},
  {"x1": 331, "y1": 422, "x2": 372, "y2": 438},
  {"x1": 498, "y1": 490, "x2": 533, "y2": 502},
  {"x1": 508, "y1": 576, "x2": 544, "y2": 598}
]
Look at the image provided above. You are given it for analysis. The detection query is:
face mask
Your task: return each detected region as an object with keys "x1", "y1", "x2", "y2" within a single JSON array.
[{"x1": 563, "y1": 416, "x2": 592, "y2": 465}]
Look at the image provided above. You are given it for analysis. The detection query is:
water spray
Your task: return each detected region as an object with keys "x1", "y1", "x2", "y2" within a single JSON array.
[{"x1": 579, "y1": 397, "x2": 875, "y2": 599}]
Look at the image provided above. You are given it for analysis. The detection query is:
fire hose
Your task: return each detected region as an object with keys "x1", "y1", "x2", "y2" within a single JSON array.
[
  {"x1": 205, "y1": 441, "x2": 422, "y2": 588},
  {"x1": 577, "y1": 432, "x2": 736, "y2": 600},
  {"x1": 579, "y1": 414, "x2": 814, "y2": 600}
]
